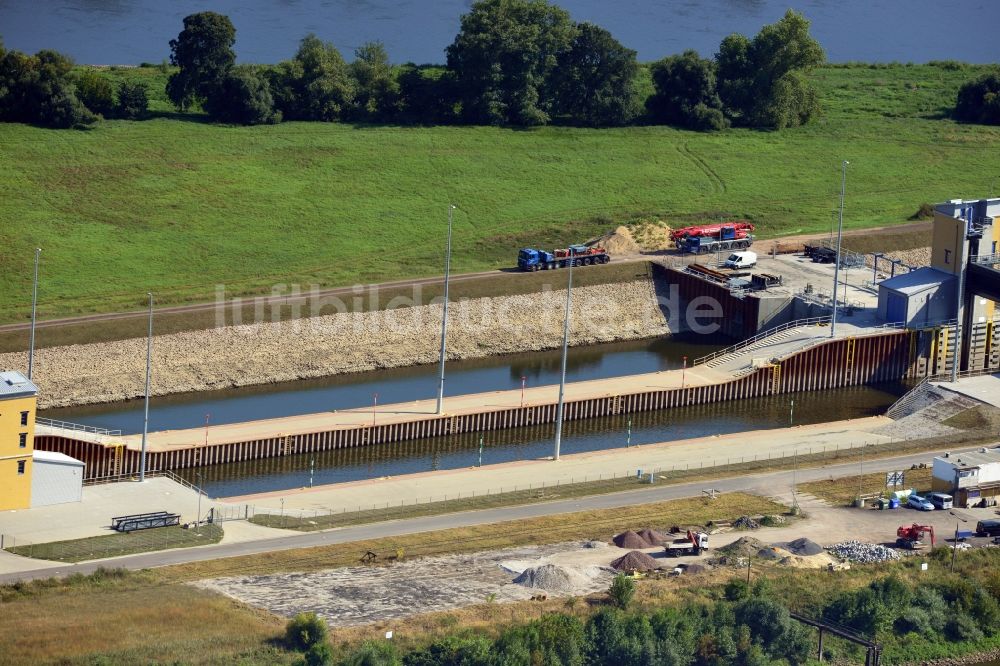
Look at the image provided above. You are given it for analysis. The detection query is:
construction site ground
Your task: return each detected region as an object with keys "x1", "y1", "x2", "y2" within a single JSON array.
[{"x1": 192, "y1": 491, "x2": 1000, "y2": 629}]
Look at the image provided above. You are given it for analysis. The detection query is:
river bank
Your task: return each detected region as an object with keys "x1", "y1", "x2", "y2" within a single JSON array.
[{"x1": 3, "y1": 280, "x2": 672, "y2": 410}]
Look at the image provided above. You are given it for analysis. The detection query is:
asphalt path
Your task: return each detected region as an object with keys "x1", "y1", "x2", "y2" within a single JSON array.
[{"x1": 0, "y1": 444, "x2": 950, "y2": 583}]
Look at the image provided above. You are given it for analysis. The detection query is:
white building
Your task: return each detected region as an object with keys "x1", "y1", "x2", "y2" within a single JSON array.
[
  {"x1": 932, "y1": 449, "x2": 1000, "y2": 507},
  {"x1": 31, "y1": 450, "x2": 84, "y2": 507}
]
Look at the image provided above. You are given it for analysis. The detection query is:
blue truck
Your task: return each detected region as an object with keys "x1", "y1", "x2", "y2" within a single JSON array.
[
  {"x1": 517, "y1": 244, "x2": 610, "y2": 271},
  {"x1": 677, "y1": 226, "x2": 755, "y2": 254}
]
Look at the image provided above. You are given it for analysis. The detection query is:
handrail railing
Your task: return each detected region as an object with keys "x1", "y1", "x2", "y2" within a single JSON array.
[
  {"x1": 693, "y1": 316, "x2": 831, "y2": 366},
  {"x1": 886, "y1": 366, "x2": 1000, "y2": 419},
  {"x1": 972, "y1": 253, "x2": 1000, "y2": 265},
  {"x1": 35, "y1": 417, "x2": 121, "y2": 437},
  {"x1": 82, "y1": 469, "x2": 208, "y2": 497}
]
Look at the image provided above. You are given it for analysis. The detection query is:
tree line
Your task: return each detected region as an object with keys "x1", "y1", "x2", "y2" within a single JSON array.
[{"x1": 1, "y1": 0, "x2": 997, "y2": 130}]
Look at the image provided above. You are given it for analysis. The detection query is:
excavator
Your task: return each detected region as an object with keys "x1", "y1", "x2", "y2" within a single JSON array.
[{"x1": 896, "y1": 523, "x2": 935, "y2": 550}]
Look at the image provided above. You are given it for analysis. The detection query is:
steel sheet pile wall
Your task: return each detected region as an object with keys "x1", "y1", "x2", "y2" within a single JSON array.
[{"x1": 37, "y1": 330, "x2": 924, "y2": 480}]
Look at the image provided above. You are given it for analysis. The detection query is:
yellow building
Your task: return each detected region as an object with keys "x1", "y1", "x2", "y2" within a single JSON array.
[{"x1": 0, "y1": 370, "x2": 37, "y2": 511}]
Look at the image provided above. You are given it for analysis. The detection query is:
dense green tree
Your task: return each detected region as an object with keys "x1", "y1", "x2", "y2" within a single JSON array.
[
  {"x1": 647, "y1": 50, "x2": 728, "y2": 130},
  {"x1": 0, "y1": 47, "x2": 94, "y2": 127},
  {"x1": 716, "y1": 10, "x2": 824, "y2": 128},
  {"x1": 955, "y1": 70, "x2": 1000, "y2": 125},
  {"x1": 446, "y1": 0, "x2": 576, "y2": 126},
  {"x1": 397, "y1": 65, "x2": 457, "y2": 124},
  {"x1": 551, "y1": 22, "x2": 640, "y2": 126},
  {"x1": 167, "y1": 11, "x2": 236, "y2": 110},
  {"x1": 272, "y1": 34, "x2": 354, "y2": 121},
  {"x1": 203, "y1": 65, "x2": 279, "y2": 124},
  {"x1": 76, "y1": 70, "x2": 114, "y2": 117},
  {"x1": 349, "y1": 41, "x2": 400, "y2": 121},
  {"x1": 494, "y1": 613, "x2": 586, "y2": 666},
  {"x1": 402, "y1": 634, "x2": 492, "y2": 666},
  {"x1": 115, "y1": 80, "x2": 149, "y2": 119}
]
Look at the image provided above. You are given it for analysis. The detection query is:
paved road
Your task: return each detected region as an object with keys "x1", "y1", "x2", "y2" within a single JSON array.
[{"x1": 0, "y1": 444, "x2": 951, "y2": 584}]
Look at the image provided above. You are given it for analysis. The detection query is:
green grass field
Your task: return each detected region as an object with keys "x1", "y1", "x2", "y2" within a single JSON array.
[{"x1": 1, "y1": 63, "x2": 998, "y2": 322}]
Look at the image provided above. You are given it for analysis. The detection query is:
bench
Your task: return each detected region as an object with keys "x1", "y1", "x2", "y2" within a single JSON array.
[{"x1": 111, "y1": 511, "x2": 181, "y2": 533}]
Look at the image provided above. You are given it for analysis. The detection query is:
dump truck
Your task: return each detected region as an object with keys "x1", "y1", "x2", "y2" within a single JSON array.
[
  {"x1": 677, "y1": 226, "x2": 755, "y2": 254},
  {"x1": 517, "y1": 244, "x2": 610, "y2": 271},
  {"x1": 664, "y1": 530, "x2": 709, "y2": 557}
]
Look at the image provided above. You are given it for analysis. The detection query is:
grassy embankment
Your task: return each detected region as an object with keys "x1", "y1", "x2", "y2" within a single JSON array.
[
  {"x1": 5, "y1": 524, "x2": 223, "y2": 563},
  {"x1": 1, "y1": 63, "x2": 999, "y2": 327}
]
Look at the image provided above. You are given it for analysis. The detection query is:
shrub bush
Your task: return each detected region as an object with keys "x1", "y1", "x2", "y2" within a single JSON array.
[
  {"x1": 285, "y1": 612, "x2": 328, "y2": 651},
  {"x1": 609, "y1": 573, "x2": 636, "y2": 609}
]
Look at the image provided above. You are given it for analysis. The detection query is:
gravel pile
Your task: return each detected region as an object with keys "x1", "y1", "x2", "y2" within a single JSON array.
[
  {"x1": 863, "y1": 246, "x2": 931, "y2": 271},
  {"x1": 613, "y1": 530, "x2": 652, "y2": 549},
  {"x1": 636, "y1": 529, "x2": 668, "y2": 546},
  {"x1": 6, "y1": 280, "x2": 672, "y2": 409},
  {"x1": 733, "y1": 516, "x2": 761, "y2": 530},
  {"x1": 513, "y1": 564, "x2": 592, "y2": 594},
  {"x1": 778, "y1": 538, "x2": 824, "y2": 556},
  {"x1": 610, "y1": 550, "x2": 660, "y2": 573},
  {"x1": 828, "y1": 541, "x2": 900, "y2": 563},
  {"x1": 718, "y1": 536, "x2": 766, "y2": 558},
  {"x1": 589, "y1": 226, "x2": 640, "y2": 255}
]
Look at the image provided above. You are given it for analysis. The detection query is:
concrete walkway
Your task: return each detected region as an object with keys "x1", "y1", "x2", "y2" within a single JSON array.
[
  {"x1": 933, "y1": 373, "x2": 1000, "y2": 409},
  {"x1": 0, "y1": 477, "x2": 205, "y2": 545},
  {"x1": 225, "y1": 417, "x2": 894, "y2": 512}
]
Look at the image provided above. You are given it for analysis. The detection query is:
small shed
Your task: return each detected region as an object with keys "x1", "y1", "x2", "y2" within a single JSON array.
[
  {"x1": 877, "y1": 267, "x2": 955, "y2": 327},
  {"x1": 31, "y1": 450, "x2": 84, "y2": 507},
  {"x1": 932, "y1": 449, "x2": 1000, "y2": 507}
]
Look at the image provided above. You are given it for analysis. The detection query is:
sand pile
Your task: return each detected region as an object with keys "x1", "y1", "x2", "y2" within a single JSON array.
[
  {"x1": 613, "y1": 530, "x2": 652, "y2": 549},
  {"x1": 611, "y1": 550, "x2": 660, "y2": 573},
  {"x1": 778, "y1": 538, "x2": 824, "y2": 556},
  {"x1": 629, "y1": 222, "x2": 674, "y2": 251},
  {"x1": 513, "y1": 564, "x2": 592, "y2": 594},
  {"x1": 589, "y1": 226, "x2": 640, "y2": 255},
  {"x1": 637, "y1": 529, "x2": 668, "y2": 546}
]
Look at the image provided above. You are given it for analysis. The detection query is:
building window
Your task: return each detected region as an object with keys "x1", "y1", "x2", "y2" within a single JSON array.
[
  {"x1": 20, "y1": 411, "x2": 28, "y2": 426},
  {"x1": 17, "y1": 460, "x2": 25, "y2": 475},
  {"x1": 944, "y1": 249, "x2": 952, "y2": 264},
  {"x1": 19, "y1": 433, "x2": 27, "y2": 448}
]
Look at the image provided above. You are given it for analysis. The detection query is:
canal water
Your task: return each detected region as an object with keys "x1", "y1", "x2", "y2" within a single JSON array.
[
  {"x1": 1, "y1": 0, "x2": 996, "y2": 66},
  {"x1": 43, "y1": 333, "x2": 906, "y2": 496},
  {"x1": 175, "y1": 383, "x2": 905, "y2": 498},
  {"x1": 44, "y1": 335, "x2": 726, "y2": 434}
]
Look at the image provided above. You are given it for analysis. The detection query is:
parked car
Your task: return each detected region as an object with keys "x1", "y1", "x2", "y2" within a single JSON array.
[
  {"x1": 927, "y1": 492, "x2": 953, "y2": 510},
  {"x1": 977, "y1": 519, "x2": 1000, "y2": 537},
  {"x1": 907, "y1": 494, "x2": 934, "y2": 511}
]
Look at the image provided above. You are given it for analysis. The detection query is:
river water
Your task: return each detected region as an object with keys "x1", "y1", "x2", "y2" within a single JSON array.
[{"x1": 1, "y1": 0, "x2": 996, "y2": 65}]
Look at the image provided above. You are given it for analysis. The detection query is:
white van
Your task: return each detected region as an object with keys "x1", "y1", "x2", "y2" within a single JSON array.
[
  {"x1": 725, "y1": 251, "x2": 757, "y2": 269},
  {"x1": 927, "y1": 492, "x2": 953, "y2": 510}
]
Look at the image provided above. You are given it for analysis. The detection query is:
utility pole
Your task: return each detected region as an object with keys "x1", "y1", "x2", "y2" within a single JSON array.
[
  {"x1": 28, "y1": 248, "x2": 41, "y2": 380},
  {"x1": 436, "y1": 204, "x2": 456, "y2": 414},
  {"x1": 831, "y1": 160, "x2": 849, "y2": 338},
  {"x1": 139, "y1": 292, "x2": 153, "y2": 482},
  {"x1": 857, "y1": 442, "x2": 866, "y2": 503},
  {"x1": 553, "y1": 248, "x2": 575, "y2": 461}
]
